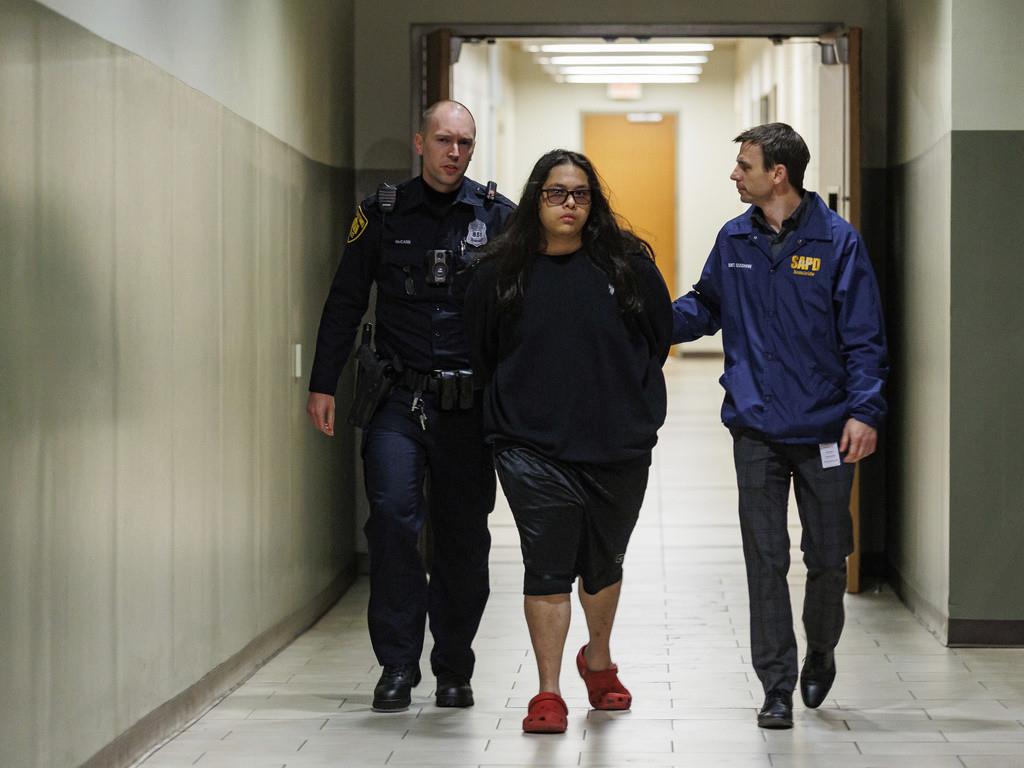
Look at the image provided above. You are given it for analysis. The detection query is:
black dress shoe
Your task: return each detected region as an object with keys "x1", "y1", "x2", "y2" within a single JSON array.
[
  {"x1": 435, "y1": 673, "x2": 474, "y2": 708},
  {"x1": 757, "y1": 690, "x2": 793, "y2": 729},
  {"x1": 799, "y1": 650, "x2": 836, "y2": 709},
  {"x1": 372, "y1": 664, "x2": 421, "y2": 712}
]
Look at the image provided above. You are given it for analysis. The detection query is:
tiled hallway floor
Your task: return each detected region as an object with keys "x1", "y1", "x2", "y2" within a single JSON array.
[{"x1": 138, "y1": 357, "x2": 1024, "y2": 768}]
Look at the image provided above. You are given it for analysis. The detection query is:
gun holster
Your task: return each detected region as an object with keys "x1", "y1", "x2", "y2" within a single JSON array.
[{"x1": 347, "y1": 326, "x2": 398, "y2": 429}]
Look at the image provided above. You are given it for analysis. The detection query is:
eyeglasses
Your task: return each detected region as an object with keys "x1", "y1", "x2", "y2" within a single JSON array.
[{"x1": 541, "y1": 187, "x2": 592, "y2": 206}]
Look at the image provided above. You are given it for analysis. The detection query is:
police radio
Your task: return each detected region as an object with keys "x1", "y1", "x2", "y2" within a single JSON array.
[
  {"x1": 376, "y1": 183, "x2": 397, "y2": 213},
  {"x1": 425, "y1": 249, "x2": 453, "y2": 286}
]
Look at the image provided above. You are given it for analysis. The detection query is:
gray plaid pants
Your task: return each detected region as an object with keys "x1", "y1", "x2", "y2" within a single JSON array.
[{"x1": 732, "y1": 430, "x2": 855, "y2": 695}]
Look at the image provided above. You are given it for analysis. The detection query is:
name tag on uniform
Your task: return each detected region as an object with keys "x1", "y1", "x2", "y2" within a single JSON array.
[{"x1": 819, "y1": 442, "x2": 841, "y2": 469}]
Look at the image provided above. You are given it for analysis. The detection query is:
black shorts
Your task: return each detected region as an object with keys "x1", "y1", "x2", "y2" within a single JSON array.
[{"x1": 493, "y1": 444, "x2": 649, "y2": 596}]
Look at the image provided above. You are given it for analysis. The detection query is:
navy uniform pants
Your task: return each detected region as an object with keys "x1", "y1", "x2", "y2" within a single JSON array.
[
  {"x1": 731, "y1": 429, "x2": 854, "y2": 695},
  {"x1": 361, "y1": 388, "x2": 494, "y2": 680}
]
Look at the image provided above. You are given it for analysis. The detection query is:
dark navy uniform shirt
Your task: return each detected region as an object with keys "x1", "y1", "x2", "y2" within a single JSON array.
[{"x1": 309, "y1": 176, "x2": 515, "y2": 395}]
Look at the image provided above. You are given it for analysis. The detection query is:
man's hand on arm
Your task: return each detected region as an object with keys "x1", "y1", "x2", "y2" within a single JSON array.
[
  {"x1": 307, "y1": 392, "x2": 336, "y2": 437},
  {"x1": 839, "y1": 417, "x2": 877, "y2": 463}
]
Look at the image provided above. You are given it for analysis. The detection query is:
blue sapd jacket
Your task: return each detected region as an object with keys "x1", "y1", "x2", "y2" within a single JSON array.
[{"x1": 672, "y1": 192, "x2": 888, "y2": 443}]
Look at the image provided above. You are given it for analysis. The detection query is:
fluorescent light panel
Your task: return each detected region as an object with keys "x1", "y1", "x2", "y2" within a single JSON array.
[
  {"x1": 545, "y1": 55, "x2": 708, "y2": 65},
  {"x1": 557, "y1": 66, "x2": 702, "y2": 75},
  {"x1": 532, "y1": 42, "x2": 714, "y2": 53},
  {"x1": 562, "y1": 74, "x2": 699, "y2": 84}
]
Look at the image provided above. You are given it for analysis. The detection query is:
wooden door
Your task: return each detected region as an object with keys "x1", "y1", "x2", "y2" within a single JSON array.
[
  {"x1": 845, "y1": 27, "x2": 864, "y2": 594},
  {"x1": 418, "y1": 27, "x2": 453, "y2": 570},
  {"x1": 423, "y1": 29, "x2": 452, "y2": 110},
  {"x1": 583, "y1": 113, "x2": 678, "y2": 296}
]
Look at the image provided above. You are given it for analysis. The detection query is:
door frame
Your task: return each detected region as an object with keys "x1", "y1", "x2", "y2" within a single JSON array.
[
  {"x1": 414, "y1": 21, "x2": 868, "y2": 591},
  {"x1": 410, "y1": 22, "x2": 843, "y2": 172}
]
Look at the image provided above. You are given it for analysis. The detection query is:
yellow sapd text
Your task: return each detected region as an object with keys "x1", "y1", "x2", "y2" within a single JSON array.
[{"x1": 790, "y1": 254, "x2": 821, "y2": 276}]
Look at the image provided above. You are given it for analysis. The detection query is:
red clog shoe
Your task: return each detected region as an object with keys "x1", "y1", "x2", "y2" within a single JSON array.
[
  {"x1": 576, "y1": 645, "x2": 632, "y2": 710},
  {"x1": 522, "y1": 691, "x2": 568, "y2": 734}
]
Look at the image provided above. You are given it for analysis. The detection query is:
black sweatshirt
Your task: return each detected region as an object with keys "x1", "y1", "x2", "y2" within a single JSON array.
[{"x1": 464, "y1": 248, "x2": 673, "y2": 465}]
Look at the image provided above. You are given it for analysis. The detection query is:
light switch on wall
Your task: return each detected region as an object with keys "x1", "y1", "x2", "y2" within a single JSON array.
[{"x1": 293, "y1": 343, "x2": 302, "y2": 379}]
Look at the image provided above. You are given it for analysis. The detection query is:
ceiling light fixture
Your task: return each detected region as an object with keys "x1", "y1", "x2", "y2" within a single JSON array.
[
  {"x1": 556, "y1": 66, "x2": 702, "y2": 76},
  {"x1": 563, "y1": 74, "x2": 700, "y2": 84},
  {"x1": 531, "y1": 43, "x2": 714, "y2": 54},
  {"x1": 545, "y1": 55, "x2": 709, "y2": 65}
]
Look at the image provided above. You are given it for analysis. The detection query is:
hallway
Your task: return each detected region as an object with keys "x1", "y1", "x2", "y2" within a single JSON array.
[{"x1": 136, "y1": 357, "x2": 1024, "y2": 768}]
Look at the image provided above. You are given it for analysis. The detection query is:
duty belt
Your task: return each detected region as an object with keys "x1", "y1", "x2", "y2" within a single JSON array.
[
  {"x1": 400, "y1": 367, "x2": 474, "y2": 393},
  {"x1": 400, "y1": 367, "x2": 441, "y2": 394},
  {"x1": 399, "y1": 366, "x2": 475, "y2": 416}
]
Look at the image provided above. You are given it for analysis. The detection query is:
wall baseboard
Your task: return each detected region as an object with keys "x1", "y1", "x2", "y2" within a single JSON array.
[
  {"x1": 947, "y1": 619, "x2": 1024, "y2": 647},
  {"x1": 890, "y1": 566, "x2": 1024, "y2": 647},
  {"x1": 888, "y1": 565, "x2": 949, "y2": 645},
  {"x1": 80, "y1": 565, "x2": 357, "y2": 768}
]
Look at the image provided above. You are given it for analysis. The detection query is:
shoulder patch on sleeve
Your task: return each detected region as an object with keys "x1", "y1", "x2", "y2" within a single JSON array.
[{"x1": 347, "y1": 205, "x2": 369, "y2": 244}]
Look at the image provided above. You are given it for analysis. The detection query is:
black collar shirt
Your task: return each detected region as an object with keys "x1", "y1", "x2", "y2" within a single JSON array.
[{"x1": 751, "y1": 191, "x2": 810, "y2": 258}]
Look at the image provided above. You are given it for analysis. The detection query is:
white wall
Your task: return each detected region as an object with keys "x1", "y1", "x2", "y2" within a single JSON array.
[
  {"x1": 35, "y1": 0, "x2": 353, "y2": 167},
  {"x1": 951, "y1": 0, "x2": 1024, "y2": 131},
  {"x1": 452, "y1": 41, "x2": 517, "y2": 191},
  {"x1": 734, "y1": 39, "x2": 823, "y2": 195},
  {"x1": 0, "y1": 3, "x2": 356, "y2": 766}
]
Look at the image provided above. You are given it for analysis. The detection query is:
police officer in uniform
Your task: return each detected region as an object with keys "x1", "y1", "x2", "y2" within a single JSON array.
[{"x1": 306, "y1": 100, "x2": 514, "y2": 712}]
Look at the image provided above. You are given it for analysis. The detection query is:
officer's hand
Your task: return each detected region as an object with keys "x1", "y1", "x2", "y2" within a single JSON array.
[
  {"x1": 840, "y1": 418, "x2": 877, "y2": 463},
  {"x1": 307, "y1": 392, "x2": 336, "y2": 437}
]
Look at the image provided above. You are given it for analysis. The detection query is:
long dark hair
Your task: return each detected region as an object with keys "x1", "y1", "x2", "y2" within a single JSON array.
[{"x1": 486, "y1": 149, "x2": 654, "y2": 315}]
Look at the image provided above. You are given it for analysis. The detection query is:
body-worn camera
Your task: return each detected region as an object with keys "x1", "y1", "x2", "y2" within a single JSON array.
[{"x1": 425, "y1": 249, "x2": 453, "y2": 286}]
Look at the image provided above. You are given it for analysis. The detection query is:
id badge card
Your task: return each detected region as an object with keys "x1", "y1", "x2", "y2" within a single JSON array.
[{"x1": 819, "y1": 442, "x2": 841, "y2": 469}]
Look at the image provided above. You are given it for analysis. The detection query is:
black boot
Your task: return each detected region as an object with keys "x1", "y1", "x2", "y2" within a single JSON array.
[
  {"x1": 757, "y1": 690, "x2": 793, "y2": 729},
  {"x1": 372, "y1": 664, "x2": 421, "y2": 712},
  {"x1": 435, "y1": 673, "x2": 474, "y2": 708},
  {"x1": 799, "y1": 650, "x2": 836, "y2": 709}
]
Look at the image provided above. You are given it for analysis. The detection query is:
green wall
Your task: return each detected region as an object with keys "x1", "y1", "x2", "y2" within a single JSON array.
[
  {"x1": 949, "y1": 130, "x2": 1024, "y2": 626},
  {"x1": 886, "y1": 0, "x2": 1024, "y2": 643}
]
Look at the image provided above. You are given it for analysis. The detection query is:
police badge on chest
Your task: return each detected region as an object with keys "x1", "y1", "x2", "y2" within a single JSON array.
[{"x1": 465, "y1": 219, "x2": 488, "y2": 247}]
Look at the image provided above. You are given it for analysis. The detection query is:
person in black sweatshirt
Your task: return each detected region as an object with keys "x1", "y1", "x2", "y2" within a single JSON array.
[{"x1": 464, "y1": 149, "x2": 672, "y2": 734}]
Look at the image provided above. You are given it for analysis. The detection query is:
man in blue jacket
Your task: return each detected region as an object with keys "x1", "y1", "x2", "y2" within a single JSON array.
[{"x1": 672, "y1": 123, "x2": 888, "y2": 729}]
